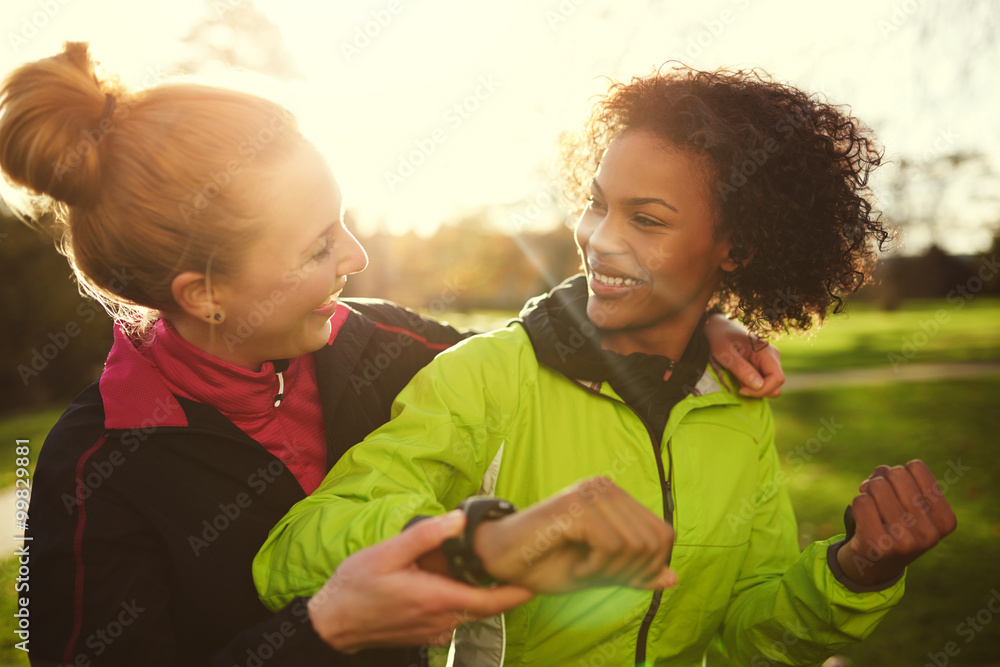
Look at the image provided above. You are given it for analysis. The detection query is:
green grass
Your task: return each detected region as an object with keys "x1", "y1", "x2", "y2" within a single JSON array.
[
  {"x1": 0, "y1": 407, "x2": 62, "y2": 490},
  {"x1": 433, "y1": 297, "x2": 1000, "y2": 375},
  {"x1": 770, "y1": 378, "x2": 1000, "y2": 667},
  {"x1": 775, "y1": 297, "x2": 1000, "y2": 374}
]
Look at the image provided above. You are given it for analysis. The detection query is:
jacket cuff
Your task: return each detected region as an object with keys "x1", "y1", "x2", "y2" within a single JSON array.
[{"x1": 826, "y1": 539, "x2": 906, "y2": 594}]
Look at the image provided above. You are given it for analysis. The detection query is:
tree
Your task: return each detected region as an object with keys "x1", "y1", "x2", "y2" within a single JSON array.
[{"x1": 178, "y1": 0, "x2": 304, "y2": 81}]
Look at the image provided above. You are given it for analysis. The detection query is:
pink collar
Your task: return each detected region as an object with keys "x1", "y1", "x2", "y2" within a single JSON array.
[
  {"x1": 100, "y1": 305, "x2": 351, "y2": 430},
  {"x1": 142, "y1": 319, "x2": 291, "y2": 419}
]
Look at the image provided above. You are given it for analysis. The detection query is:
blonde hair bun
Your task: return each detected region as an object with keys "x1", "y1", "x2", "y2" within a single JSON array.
[{"x1": 0, "y1": 42, "x2": 122, "y2": 207}]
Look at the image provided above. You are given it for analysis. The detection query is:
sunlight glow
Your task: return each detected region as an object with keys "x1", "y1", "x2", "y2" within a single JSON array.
[{"x1": 2, "y1": 0, "x2": 997, "y2": 252}]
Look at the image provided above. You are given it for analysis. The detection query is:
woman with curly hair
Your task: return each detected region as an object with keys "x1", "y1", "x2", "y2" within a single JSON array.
[{"x1": 253, "y1": 65, "x2": 956, "y2": 666}]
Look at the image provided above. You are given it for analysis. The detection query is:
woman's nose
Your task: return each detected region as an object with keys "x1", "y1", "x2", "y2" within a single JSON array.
[{"x1": 339, "y1": 229, "x2": 369, "y2": 276}]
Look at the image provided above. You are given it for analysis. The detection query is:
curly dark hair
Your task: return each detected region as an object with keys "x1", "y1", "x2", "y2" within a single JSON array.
[{"x1": 560, "y1": 65, "x2": 891, "y2": 336}]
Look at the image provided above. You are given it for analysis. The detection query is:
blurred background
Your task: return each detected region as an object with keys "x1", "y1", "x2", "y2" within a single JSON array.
[{"x1": 0, "y1": 1, "x2": 998, "y2": 665}]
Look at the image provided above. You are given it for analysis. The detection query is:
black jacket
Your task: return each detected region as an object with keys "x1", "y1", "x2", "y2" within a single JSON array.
[{"x1": 26, "y1": 300, "x2": 469, "y2": 667}]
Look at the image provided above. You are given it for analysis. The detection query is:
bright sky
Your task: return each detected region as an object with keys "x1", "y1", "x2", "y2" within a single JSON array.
[{"x1": 3, "y1": 0, "x2": 998, "y2": 253}]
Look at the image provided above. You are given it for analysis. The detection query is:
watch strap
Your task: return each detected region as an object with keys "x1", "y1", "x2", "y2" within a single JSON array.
[{"x1": 441, "y1": 496, "x2": 517, "y2": 586}]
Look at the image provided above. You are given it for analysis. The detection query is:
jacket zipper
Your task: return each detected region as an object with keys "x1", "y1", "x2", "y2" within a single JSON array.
[
  {"x1": 635, "y1": 425, "x2": 673, "y2": 667},
  {"x1": 578, "y1": 383, "x2": 674, "y2": 666}
]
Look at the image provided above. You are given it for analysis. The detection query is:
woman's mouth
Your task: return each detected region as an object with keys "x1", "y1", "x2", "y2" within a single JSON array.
[
  {"x1": 312, "y1": 286, "x2": 345, "y2": 316},
  {"x1": 592, "y1": 270, "x2": 642, "y2": 287},
  {"x1": 588, "y1": 265, "x2": 644, "y2": 297}
]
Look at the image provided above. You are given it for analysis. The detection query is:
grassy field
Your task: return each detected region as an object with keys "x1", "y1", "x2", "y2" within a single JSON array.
[
  {"x1": 770, "y1": 378, "x2": 1000, "y2": 667},
  {"x1": 774, "y1": 297, "x2": 1000, "y2": 374},
  {"x1": 0, "y1": 408, "x2": 63, "y2": 491},
  {"x1": 0, "y1": 298, "x2": 996, "y2": 665},
  {"x1": 435, "y1": 296, "x2": 1000, "y2": 375}
]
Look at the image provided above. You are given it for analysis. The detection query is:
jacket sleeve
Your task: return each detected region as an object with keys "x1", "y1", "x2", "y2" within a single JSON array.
[
  {"x1": 27, "y1": 437, "x2": 352, "y2": 667},
  {"x1": 716, "y1": 400, "x2": 905, "y2": 666},
  {"x1": 254, "y1": 332, "x2": 522, "y2": 612}
]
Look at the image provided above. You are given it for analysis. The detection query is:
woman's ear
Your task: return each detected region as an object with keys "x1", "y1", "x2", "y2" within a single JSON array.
[
  {"x1": 171, "y1": 272, "x2": 218, "y2": 320},
  {"x1": 721, "y1": 243, "x2": 754, "y2": 273}
]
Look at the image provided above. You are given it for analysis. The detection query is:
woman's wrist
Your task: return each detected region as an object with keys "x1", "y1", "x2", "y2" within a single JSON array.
[
  {"x1": 307, "y1": 593, "x2": 354, "y2": 653},
  {"x1": 473, "y1": 516, "x2": 516, "y2": 582}
]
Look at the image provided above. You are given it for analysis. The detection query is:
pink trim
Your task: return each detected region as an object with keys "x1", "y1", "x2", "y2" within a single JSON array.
[
  {"x1": 63, "y1": 435, "x2": 109, "y2": 666},
  {"x1": 326, "y1": 303, "x2": 351, "y2": 344},
  {"x1": 372, "y1": 322, "x2": 451, "y2": 351}
]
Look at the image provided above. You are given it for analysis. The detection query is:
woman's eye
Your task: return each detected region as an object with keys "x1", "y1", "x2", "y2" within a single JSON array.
[
  {"x1": 633, "y1": 215, "x2": 663, "y2": 228},
  {"x1": 586, "y1": 196, "x2": 606, "y2": 211},
  {"x1": 312, "y1": 238, "x2": 332, "y2": 261}
]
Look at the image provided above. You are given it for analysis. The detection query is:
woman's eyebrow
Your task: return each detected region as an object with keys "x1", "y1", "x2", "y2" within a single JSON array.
[{"x1": 591, "y1": 178, "x2": 678, "y2": 213}]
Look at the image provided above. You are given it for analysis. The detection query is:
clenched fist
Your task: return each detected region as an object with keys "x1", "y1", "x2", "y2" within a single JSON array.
[{"x1": 836, "y1": 460, "x2": 957, "y2": 587}]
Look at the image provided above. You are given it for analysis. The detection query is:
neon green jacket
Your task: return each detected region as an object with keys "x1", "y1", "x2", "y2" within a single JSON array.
[{"x1": 253, "y1": 320, "x2": 904, "y2": 666}]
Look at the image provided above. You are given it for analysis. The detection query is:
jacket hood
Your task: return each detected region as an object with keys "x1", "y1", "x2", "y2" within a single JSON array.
[{"x1": 517, "y1": 274, "x2": 710, "y2": 439}]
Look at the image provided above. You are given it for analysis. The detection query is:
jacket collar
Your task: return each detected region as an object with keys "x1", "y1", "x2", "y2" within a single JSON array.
[
  {"x1": 100, "y1": 306, "x2": 351, "y2": 431},
  {"x1": 517, "y1": 275, "x2": 712, "y2": 440}
]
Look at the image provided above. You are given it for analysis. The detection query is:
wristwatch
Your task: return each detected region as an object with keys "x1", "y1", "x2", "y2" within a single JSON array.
[{"x1": 441, "y1": 496, "x2": 517, "y2": 586}]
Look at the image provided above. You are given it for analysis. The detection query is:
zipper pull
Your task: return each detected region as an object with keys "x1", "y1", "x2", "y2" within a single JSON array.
[{"x1": 270, "y1": 359, "x2": 290, "y2": 407}]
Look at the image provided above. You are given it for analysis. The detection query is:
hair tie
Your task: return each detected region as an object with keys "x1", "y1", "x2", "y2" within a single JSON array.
[{"x1": 100, "y1": 93, "x2": 116, "y2": 124}]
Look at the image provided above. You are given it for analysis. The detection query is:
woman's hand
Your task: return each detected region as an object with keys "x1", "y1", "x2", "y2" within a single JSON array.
[
  {"x1": 705, "y1": 313, "x2": 784, "y2": 398},
  {"x1": 307, "y1": 511, "x2": 534, "y2": 652},
  {"x1": 835, "y1": 460, "x2": 957, "y2": 587},
  {"x1": 473, "y1": 477, "x2": 677, "y2": 594}
]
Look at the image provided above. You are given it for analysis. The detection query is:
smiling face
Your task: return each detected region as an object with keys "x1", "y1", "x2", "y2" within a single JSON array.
[
  {"x1": 217, "y1": 144, "x2": 368, "y2": 366},
  {"x1": 575, "y1": 129, "x2": 737, "y2": 358}
]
